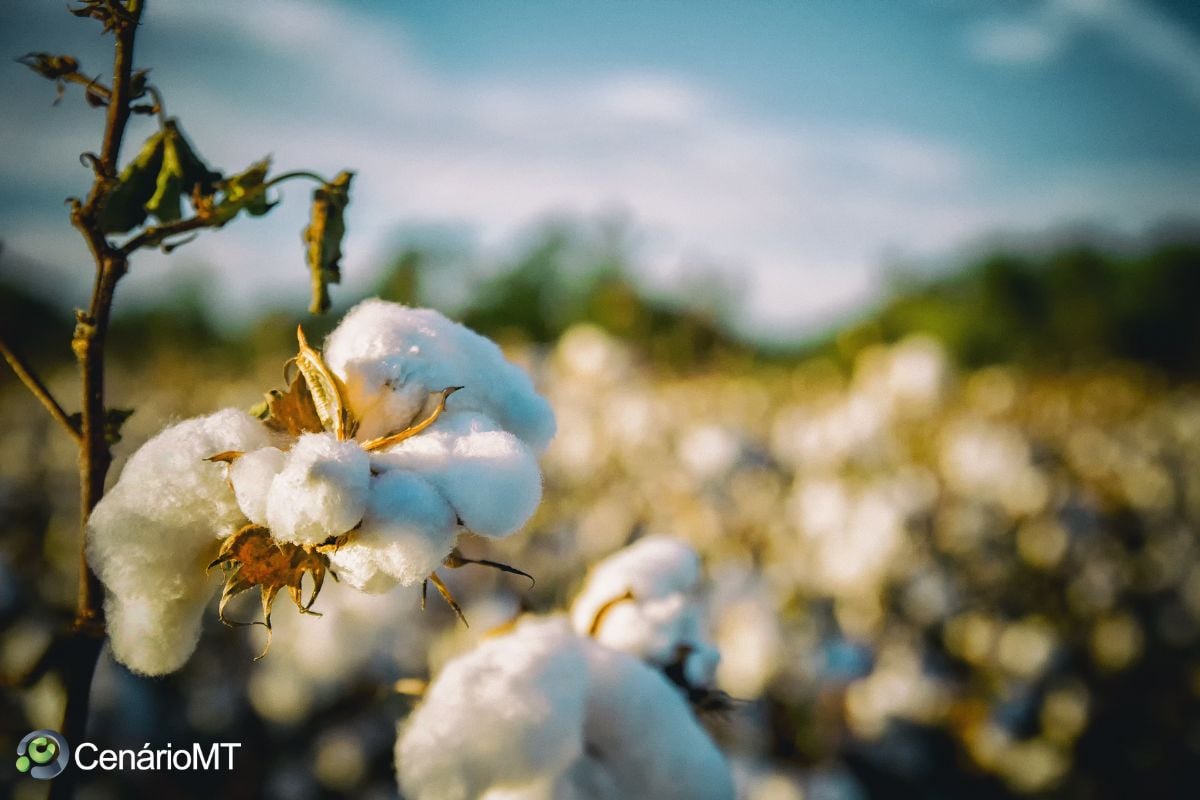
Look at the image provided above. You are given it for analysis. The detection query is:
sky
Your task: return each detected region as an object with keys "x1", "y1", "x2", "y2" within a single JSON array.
[{"x1": 2, "y1": 0, "x2": 1199, "y2": 338}]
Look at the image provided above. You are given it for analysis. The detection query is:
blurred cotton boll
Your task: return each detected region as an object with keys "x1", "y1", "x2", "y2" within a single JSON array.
[
  {"x1": 396, "y1": 616, "x2": 734, "y2": 800},
  {"x1": 570, "y1": 536, "x2": 721, "y2": 686}
]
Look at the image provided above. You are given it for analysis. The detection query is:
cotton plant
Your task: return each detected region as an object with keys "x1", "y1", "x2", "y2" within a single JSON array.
[
  {"x1": 397, "y1": 537, "x2": 735, "y2": 800},
  {"x1": 87, "y1": 299, "x2": 554, "y2": 675}
]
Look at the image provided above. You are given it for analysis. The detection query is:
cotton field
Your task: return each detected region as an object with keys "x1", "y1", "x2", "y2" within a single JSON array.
[{"x1": 2, "y1": 318, "x2": 1199, "y2": 799}]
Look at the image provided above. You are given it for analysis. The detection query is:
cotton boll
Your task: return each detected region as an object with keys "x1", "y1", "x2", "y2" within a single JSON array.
[
  {"x1": 573, "y1": 641, "x2": 735, "y2": 800},
  {"x1": 330, "y1": 470, "x2": 458, "y2": 591},
  {"x1": 230, "y1": 446, "x2": 286, "y2": 526},
  {"x1": 87, "y1": 408, "x2": 273, "y2": 675},
  {"x1": 570, "y1": 536, "x2": 714, "y2": 665},
  {"x1": 574, "y1": 537, "x2": 702, "y2": 611},
  {"x1": 582, "y1": 593, "x2": 692, "y2": 665},
  {"x1": 323, "y1": 299, "x2": 556, "y2": 452},
  {"x1": 265, "y1": 433, "x2": 370, "y2": 545},
  {"x1": 113, "y1": 408, "x2": 275, "y2": 499},
  {"x1": 479, "y1": 779, "x2": 564, "y2": 800},
  {"x1": 397, "y1": 617, "x2": 589, "y2": 800},
  {"x1": 371, "y1": 411, "x2": 543, "y2": 539},
  {"x1": 397, "y1": 617, "x2": 734, "y2": 800},
  {"x1": 106, "y1": 587, "x2": 213, "y2": 676}
]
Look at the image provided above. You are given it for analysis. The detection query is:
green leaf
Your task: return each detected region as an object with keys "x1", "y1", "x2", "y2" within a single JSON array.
[
  {"x1": 144, "y1": 128, "x2": 184, "y2": 223},
  {"x1": 99, "y1": 129, "x2": 165, "y2": 234},
  {"x1": 207, "y1": 158, "x2": 276, "y2": 226},
  {"x1": 302, "y1": 171, "x2": 353, "y2": 314},
  {"x1": 169, "y1": 121, "x2": 222, "y2": 197},
  {"x1": 144, "y1": 120, "x2": 221, "y2": 225}
]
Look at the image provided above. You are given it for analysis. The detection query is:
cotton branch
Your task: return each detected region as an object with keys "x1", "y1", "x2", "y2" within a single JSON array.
[{"x1": 0, "y1": 336, "x2": 82, "y2": 440}]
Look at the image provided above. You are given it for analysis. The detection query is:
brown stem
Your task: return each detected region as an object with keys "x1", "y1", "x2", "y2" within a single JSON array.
[
  {"x1": 0, "y1": 336, "x2": 81, "y2": 440},
  {"x1": 117, "y1": 213, "x2": 208, "y2": 255},
  {"x1": 61, "y1": 71, "x2": 113, "y2": 102},
  {"x1": 50, "y1": 4, "x2": 144, "y2": 799}
]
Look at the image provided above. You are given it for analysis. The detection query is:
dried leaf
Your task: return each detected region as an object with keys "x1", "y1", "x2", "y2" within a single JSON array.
[
  {"x1": 68, "y1": 0, "x2": 133, "y2": 33},
  {"x1": 84, "y1": 85, "x2": 107, "y2": 108},
  {"x1": 102, "y1": 407, "x2": 134, "y2": 445},
  {"x1": 128, "y1": 68, "x2": 150, "y2": 99},
  {"x1": 65, "y1": 407, "x2": 134, "y2": 446},
  {"x1": 16, "y1": 53, "x2": 79, "y2": 80},
  {"x1": 206, "y1": 451, "x2": 244, "y2": 464},
  {"x1": 260, "y1": 371, "x2": 324, "y2": 437},
  {"x1": 302, "y1": 171, "x2": 353, "y2": 314}
]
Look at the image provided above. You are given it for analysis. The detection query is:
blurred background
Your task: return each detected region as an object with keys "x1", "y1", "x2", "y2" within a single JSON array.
[{"x1": 2, "y1": 0, "x2": 1200, "y2": 798}]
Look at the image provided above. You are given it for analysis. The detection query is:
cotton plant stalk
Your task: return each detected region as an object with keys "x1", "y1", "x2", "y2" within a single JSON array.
[{"x1": 3, "y1": 4, "x2": 358, "y2": 798}]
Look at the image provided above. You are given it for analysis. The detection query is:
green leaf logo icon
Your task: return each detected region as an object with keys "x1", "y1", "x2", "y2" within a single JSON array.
[{"x1": 15, "y1": 730, "x2": 69, "y2": 780}]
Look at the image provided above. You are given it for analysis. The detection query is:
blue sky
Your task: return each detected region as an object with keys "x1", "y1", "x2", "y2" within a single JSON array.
[{"x1": 2, "y1": 0, "x2": 1199, "y2": 337}]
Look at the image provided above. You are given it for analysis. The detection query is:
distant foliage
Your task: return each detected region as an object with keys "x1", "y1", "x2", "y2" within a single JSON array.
[{"x1": 841, "y1": 243, "x2": 1200, "y2": 376}]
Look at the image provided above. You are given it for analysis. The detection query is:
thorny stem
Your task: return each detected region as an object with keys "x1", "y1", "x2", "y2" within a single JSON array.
[
  {"x1": 50, "y1": 3, "x2": 145, "y2": 799},
  {"x1": 0, "y1": 336, "x2": 81, "y2": 440}
]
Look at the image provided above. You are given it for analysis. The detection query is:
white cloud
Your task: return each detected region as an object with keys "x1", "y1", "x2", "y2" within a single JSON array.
[
  {"x1": 966, "y1": 0, "x2": 1200, "y2": 105},
  {"x1": 967, "y1": 19, "x2": 1066, "y2": 65},
  {"x1": 3, "y1": 0, "x2": 1198, "y2": 339}
]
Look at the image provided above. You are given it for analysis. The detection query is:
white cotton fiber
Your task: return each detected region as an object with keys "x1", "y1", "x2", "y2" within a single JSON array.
[
  {"x1": 396, "y1": 616, "x2": 735, "y2": 800},
  {"x1": 322, "y1": 299, "x2": 556, "y2": 452},
  {"x1": 265, "y1": 433, "x2": 370, "y2": 545},
  {"x1": 574, "y1": 536, "x2": 702, "y2": 604},
  {"x1": 329, "y1": 470, "x2": 458, "y2": 591},
  {"x1": 105, "y1": 588, "x2": 214, "y2": 676},
  {"x1": 397, "y1": 617, "x2": 590, "y2": 800},
  {"x1": 570, "y1": 536, "x2": 717, "y2": 674},
  {"x1": 86, "y1": 408, "x2": 274, "y2": 675},
  {"x1": 570, "y1": 640, "x2": 735, "y2": 800},
  {"x1": 371, "y1": 411, "x2": 542, "y2": 539},
  {"x1": 230, "y1": 446, "x2": 286, "y2": 526}
]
